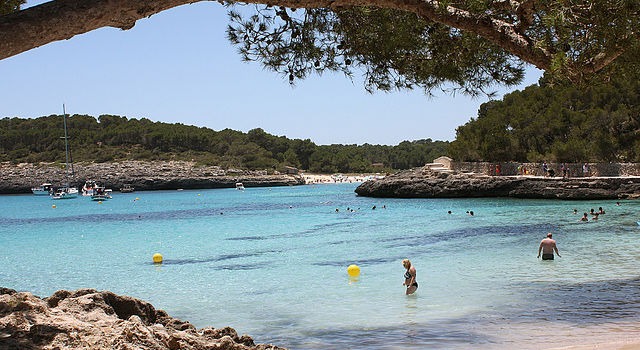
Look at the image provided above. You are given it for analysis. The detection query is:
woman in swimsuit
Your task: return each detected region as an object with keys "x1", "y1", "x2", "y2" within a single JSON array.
[{"x1": 402, "y1": 259, "x2": 418, "y2": 295}]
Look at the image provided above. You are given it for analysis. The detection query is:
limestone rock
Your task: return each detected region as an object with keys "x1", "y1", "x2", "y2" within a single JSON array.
[
  {"x1": 0, "y1": 161, "x2": 304, "y2": 194},
  {"x1": 355, "y1": 168, "x2": 640, "y2": 199},
  {"x1": 0, "y1": 287, "x2": 285, "y2": 350}
]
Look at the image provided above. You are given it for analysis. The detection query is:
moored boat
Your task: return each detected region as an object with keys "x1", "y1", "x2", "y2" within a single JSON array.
[
  {"x1": 236, "y1": 182, "x2": 245, "y2": 190},
  {"x1": 82, "y1": 180, "x2": 96, "y2": 196},
  {"x1": 119, "y1": 184, "x2": 135, "y2": 193},
  {"x1": 31, "y1": 183, "x2": 53, "y2": 195},
  {"x1": 52, "y1": 186, "x2": 79, "y2": 200},
  {"x1": 91, "y1": 186, "x2": 112, "y2": 201},
  {"x1": 52, "y1": 105, "x2": 78, "y2": 200}
]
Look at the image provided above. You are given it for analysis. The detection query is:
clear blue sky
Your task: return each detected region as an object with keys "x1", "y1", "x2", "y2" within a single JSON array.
[{"x1": 0, "y1": 1, "x2": 542, "y2": 145}]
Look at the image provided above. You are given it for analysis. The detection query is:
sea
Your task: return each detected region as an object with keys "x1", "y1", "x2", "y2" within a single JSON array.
[{"x1": 2, "y1": 183, "x2": 640, "y2": 349}]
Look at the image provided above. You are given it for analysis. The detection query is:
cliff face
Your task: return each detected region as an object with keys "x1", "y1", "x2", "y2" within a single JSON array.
[
  {"x1": 355, "y1": 168, "x2": 640, "y2": 199},
  {"x1": 0, "y1": 161, "x2": 304, "y2": 194},
  {"x1": 0, "y1": 287, "x2": 285, "y2": 350}
]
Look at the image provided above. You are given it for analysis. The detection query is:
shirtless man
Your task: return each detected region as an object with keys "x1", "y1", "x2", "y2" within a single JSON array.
[{"x1": 537, "y1": 233, "x2": 561, "y2": 260}]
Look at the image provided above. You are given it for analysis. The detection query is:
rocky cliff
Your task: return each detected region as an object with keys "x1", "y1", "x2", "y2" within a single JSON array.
[
  {"x1": 0, "y1": 161, "x2": 304, "y2": 194},
  {"x1": 0, "y1": 287, "x2": 285, "y2": 350},
  {"x1": 355, "y1": 168, "x2": 640, "y2": 199}
]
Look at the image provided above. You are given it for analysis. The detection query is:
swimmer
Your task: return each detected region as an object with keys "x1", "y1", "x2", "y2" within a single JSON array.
[
  {"x1": 537, "y1": 233, "x2": 561, "y2": 260},
  {"x1": 402, "y1": 259, "x2": 418, "y2": 295},
  {"x1": 580, "y1": 213, "x2": 589, "y2": 221}
]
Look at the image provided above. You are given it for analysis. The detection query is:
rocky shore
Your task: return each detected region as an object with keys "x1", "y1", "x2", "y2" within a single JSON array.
[
  {"x1": 355, "y1": 167, "x2": 640, "y2": 199},
  {"x1": 0, "y1": 287, "x2": 285, "y2": 350},
  {"x1": 0, "y1": 161, "x2": 304, "y2": 194}
]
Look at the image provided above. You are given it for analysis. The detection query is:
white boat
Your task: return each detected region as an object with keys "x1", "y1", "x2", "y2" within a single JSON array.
[
  {"x1": 82, "y1": 180, "x2": 96, "y2": 196},
  {"x1": 52, "y1": 186, "x2": 79, "y2": 200},
  {"x1": 236, "y1": 182, "x2": 245, "y2": 190},
  {"x1": 119, "y1": 184, "x2": 135, "y2": 193},
  {"x1": 91, "y1": 186, "x2": 112, "y2": 201},
  {"x1": 52, "y1": 105, "x2": 78, "y2": 200},
  {"x1": 31, "y1": 183, "x2": 53, "y2": 195}
]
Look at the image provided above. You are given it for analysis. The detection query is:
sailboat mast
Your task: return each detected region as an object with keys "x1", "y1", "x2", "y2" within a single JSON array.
[{"x1": 62, "y1": 104, "x2": 71, "y2": 178}]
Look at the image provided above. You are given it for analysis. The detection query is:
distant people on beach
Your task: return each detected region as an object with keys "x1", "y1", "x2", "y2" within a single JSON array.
[
  {"x1": 582, "y1": 163, "x2": 590, "y2": 177},
  {"x1": 542, "y1": 162, "x2": 548, "y2": 176},
  {"x1": 402, "y1": 259, "x2": 418, "y2": 295},
  {"x1": 537, "y1": 233, "x2": 561, "y2": 260}
]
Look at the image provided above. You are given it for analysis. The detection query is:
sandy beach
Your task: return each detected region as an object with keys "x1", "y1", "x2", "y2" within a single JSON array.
[{"x1": 302, "y1": 173, "x2": 383, "y2": 184}]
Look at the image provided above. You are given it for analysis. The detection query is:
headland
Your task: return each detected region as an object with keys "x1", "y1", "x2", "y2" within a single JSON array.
[
  {"x1": 0, "y1": 161, "x2": 304, "y2": 194},
  {"x1": 355, "y1": 166, "x2": 640, "y2": 199}
]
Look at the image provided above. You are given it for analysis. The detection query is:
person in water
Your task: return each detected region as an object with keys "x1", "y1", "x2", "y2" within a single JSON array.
[
  {"x1": 537, "y1": 233, "x2": 561, "y2": 260},
  {"x1": 402, "y1": 259, "x2": 418, "y2": 295}
]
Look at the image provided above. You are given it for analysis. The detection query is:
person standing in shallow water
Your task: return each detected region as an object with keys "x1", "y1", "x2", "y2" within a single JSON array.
[
  {"x1": 402, "y1": 259, "x2": 418, "y2": 295},
  {"x1": 537, "y1": 233, "x2": 561, "y2": 260}
]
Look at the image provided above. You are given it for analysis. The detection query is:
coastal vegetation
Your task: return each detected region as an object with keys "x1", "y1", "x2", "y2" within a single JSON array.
[
  {"x1": 0, "y1": 115, "x2": 447, "y2": 173},
  {"x1": 449, "y1": 74, "x2": 640, "y2": 163}
]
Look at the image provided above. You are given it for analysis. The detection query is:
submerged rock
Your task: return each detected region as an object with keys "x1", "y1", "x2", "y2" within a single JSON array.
[
  {"x1": 0, "y1": 287, "x2": 285, "y2": 350},
  {"x1": 355, "y1": 168, "x2": 640, "y2": 199}
]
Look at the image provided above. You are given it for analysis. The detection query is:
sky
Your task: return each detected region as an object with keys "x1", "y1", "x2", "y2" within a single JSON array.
[{"x1": 0, "y1": 1, "x2": 542, "y2": 145}]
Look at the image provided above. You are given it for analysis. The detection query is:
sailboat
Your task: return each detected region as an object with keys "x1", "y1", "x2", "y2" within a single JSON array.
[{"x1": 52, "y1": 105, "x2": 79, "y2": 200}]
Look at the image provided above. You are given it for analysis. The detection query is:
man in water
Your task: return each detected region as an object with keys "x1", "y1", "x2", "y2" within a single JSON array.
[{"x1": 537, "y1": 233, "x2": 561, "y2": 260}]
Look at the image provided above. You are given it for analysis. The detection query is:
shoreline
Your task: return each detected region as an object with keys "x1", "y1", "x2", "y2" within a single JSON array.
[
  {"x1": 355, "y1": 168, "x2": 640, "y2": 199},
  {"x1": 301, "y1": 173, "x2": 377, "y2": 184},
  {"x1": 0, "y1": 161, "x2": 387, "y2": 194}
]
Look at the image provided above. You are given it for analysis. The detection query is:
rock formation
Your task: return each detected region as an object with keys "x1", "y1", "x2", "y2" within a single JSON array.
[
  {"x1": 0, "y1": 161, "x2": 304, "y2": 194},
  {"x1": 355, "y1": 167, "x2": 640, "y2": 199},
  {"x1": 0, "y1": 287, "x2": 285, "y2": 350}
]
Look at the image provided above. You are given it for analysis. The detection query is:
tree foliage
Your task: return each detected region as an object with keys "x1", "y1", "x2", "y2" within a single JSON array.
[
  {"x1": 0, "y1": 115, "x2": 449, "y2": 173},
  {"x1": 448, "y1": 74, "x2": 640, "y2": 163},
  {"x1": 227, "y1": 6, "x2": 524, "y2": 96},
  {"x1": 2, "y1": 1, "x2": 640, "y2": 95}
]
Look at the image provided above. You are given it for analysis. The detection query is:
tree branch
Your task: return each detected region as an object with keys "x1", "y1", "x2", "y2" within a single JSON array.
[{"x1": 0, "y1": 0, "x2": 564, "y2": 74}]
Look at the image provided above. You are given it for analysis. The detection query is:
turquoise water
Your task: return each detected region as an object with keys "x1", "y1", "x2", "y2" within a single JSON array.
[{"x1": 2, "y1": 183, "x2": 640, "y2": 349}]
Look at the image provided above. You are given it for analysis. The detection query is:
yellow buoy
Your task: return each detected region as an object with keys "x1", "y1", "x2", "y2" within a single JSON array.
[
  {"x1": 52, "y1": 204, "x2": 56, "y2": 209},
  {"x1": 347, "y1": 264, "x2": 360, "y2": 277},
  {"x1": 153, "y1": 253, "x2": 163, "y2": 264}
]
